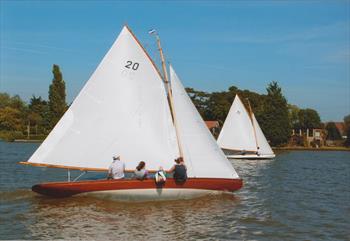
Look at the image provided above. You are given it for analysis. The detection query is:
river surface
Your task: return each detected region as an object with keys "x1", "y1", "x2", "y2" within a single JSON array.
[{"x1": 0, "y1": 141, "x2": 349, "y2": 240}]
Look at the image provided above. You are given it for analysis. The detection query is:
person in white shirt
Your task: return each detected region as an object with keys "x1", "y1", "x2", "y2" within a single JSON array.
[{"x1": 107, "y1": 155, "x2": 125, "y2": 180}]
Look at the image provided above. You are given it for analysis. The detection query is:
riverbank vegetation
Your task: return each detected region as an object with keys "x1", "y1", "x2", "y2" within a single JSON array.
[
  {"x1": 1, "y1": 64, "x2": 349, "y2": 147},
  {"x1": 0, "y1": 64, "x2": 67, "y2": 141}
]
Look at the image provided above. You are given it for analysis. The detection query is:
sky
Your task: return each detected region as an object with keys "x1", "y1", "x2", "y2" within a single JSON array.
[{"x1": 0, "y1": 1, "x2": 349, "y2": 121}]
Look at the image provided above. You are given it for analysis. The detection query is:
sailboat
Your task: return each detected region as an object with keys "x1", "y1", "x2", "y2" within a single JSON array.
[
  {"x1": 19, "y1": 26, "x2": 242, "y2": 200},
  {"x1": 217, "y1": 95, "x2": 275, "y2": 159}
]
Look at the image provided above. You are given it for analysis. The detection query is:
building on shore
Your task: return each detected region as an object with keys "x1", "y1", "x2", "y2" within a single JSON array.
[
  {"x1": 333, "y1": 122, "x2": 347, "y2": 139},
  {"x1": 291, "y1": 121, "x2": 348, "y2": 147},
  {"x1": 205, "y1": 121, "x2": 220, "y2": 137},
  {"x1": 290, "y1": 128, "x2": 326, "y2": 147}
]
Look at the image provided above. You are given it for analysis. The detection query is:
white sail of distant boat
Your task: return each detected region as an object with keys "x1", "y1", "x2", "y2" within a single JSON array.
[
  {"x1": 20, "y1": 26, "x2": 242, "y2": 200},
  {"x1": 170, "y1": 66, "x2": 239, "y2": 179},
  {"x1": 217, "y1": 95, "x2": 275, "y2": 159},
  {"x1": 252, "y1": 113, "x2": 274, "y2": 156},
  {"x1": 217, "y1": 95, "x2": 257, "y2": 152}
]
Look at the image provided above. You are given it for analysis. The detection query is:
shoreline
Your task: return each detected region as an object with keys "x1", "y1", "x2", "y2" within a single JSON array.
[
  {"x1": 273, "y1": 146, "x2": 350, "y2": 151},
  {"x1": 12, "y1": 139, "x2": 43, "y2": 143}
]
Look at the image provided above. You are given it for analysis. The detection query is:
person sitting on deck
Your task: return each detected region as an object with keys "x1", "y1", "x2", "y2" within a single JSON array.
[
  {"x1": 256, "y1": 147, "x2": 260, "y2": 156},
  {"x1": 169, "y1": 157, "x2": 187, "y2": 182},
  {"x1": 107, "y1": 155, "x2": 125, "y2": 180},
  {"x1": 134, "y1": 161, "x2": 148, "y2": 180},
  {"x1": 154, "y1": 166, "x2": 166, "y2": 184}
]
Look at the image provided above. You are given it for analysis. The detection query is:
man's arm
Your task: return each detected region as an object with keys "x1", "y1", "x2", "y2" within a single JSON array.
[{"x1": 168, "y1": 165, "x2": 175, "y2": 173}]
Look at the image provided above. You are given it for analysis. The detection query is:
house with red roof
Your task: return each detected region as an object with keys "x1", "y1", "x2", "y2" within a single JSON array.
[{"x1": 205, "y1": 121, "x2": 220, "y2": 137}]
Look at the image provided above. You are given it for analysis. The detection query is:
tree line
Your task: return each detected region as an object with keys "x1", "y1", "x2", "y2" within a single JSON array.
[
  {"x1": 0, "y1": 64, "x2": 349, "y2": 146},
  {"x1": 0, "y1": 64, "x2": 67, "y2": 141},
  {"x1": 186, "y1": 83, "x2": 349, "y2": 146}
]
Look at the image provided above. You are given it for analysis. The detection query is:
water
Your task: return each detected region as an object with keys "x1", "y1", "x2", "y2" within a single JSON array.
[{"x1": 0, "y1": 141, "x2": 349, "y2": 240}]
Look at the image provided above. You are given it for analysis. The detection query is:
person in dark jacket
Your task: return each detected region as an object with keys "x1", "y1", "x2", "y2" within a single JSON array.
[{"x1": 169, "y1": 157, "x2": 187, "y2": 182}]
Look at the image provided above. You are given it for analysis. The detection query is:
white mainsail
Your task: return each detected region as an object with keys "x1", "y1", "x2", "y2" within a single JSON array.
[
  {"x1": 217, "y1": 95, "x2": 257, "y2": 152},
  {"x1": 252, "y1": 113, "x2": 274, "y2": 155},
  {"x1": 170, "y1": 66, "x2": 239, "y2": 179},
  {"x1": 27, "y1": 26, "x2": 179, "y2": 171}
]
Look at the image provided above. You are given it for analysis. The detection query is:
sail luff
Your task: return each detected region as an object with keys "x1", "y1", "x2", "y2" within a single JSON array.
[
  {"x1": 246, "y1": 98, "x2": 260, "y2": 152},
  {"x1": 125, "y1": 25, "x2": 164, "y2": 81},
  {"x1": 156, "y1": 35, "x2": 169, "y2": 84},
  {"x1": 166, "y1": 80, "x2": 184, "y2": 158},
  {"x1": 252, "y1": 113, "x2": 274, "y2": 155},
  {"x1": 154, "y1": 32, "x2": 184, "y2": 158}
]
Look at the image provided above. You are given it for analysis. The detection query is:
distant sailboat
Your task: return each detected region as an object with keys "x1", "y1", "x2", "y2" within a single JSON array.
[
  {"x1": 19, "y1": 26, "x2": 242, "y2": 200},
  {"x1": 217, "y1": 95, "x2": 275, "y2": 159}
]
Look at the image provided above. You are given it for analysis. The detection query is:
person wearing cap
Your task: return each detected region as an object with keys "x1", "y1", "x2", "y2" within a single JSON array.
[{"x1": 107, "y1": 155, "x2": 125, "y2": 180}]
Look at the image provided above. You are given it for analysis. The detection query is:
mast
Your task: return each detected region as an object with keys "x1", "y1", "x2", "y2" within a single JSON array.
[
  {"x1": 150, "y1": 30, "x2": 184, "y2": 158},
  {"x1": 246, "y1": 98, "x2": 259, "y2": 153}
]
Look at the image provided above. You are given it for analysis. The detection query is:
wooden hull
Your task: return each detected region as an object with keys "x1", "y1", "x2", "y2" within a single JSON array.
[
  {"x1": 226, "y1": 154, "x2": 275, "y2": 159},
  {"x1": 32, "y1": 178, "x2": 243, "y2": 201}
]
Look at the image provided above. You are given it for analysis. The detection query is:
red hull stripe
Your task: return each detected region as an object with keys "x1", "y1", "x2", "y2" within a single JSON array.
[{"x1": 32, "y1": 178, "x2": 243, "y2": 197}]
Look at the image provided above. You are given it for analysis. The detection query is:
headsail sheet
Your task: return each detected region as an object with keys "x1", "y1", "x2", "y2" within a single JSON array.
[
  {"x1": 252, "y1": 114, "x2": 274, "y2": 155},
  {"x1": 170, "y1": 66, "x2": 239, "y2": 179},
  {"x1": 27, "y1": 26, "x2": 179, "y2": 170},
  {"x1": 217, "y1": 95, "x2": 257, "y2": 152}
]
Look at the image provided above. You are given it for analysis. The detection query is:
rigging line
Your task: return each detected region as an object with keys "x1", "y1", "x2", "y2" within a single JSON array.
[{"x1": 73, "y1": 171, "x2": 87, "y2": 182}]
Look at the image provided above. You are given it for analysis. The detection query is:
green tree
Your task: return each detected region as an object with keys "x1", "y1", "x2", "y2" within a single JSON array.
[
  {"x1": 0, "y1": 107, "x2": 23, "y2": 131},
  {"x1": 186, "y1": 88, "x2": 210, "y2": 119},
  {"x1": 259, "y1": 81, "x2": 291, "y2": 146},
  {"x1": 325, "y1": 122, "x2": 342, "y2": 140},
  {"x1": 344, "y1": 114, "x2": 350, "y2": 129},
  {"x1": 28, "y1": 95, "x2": 49, "y2": 133},
  {"x1": 0, "y1": 93, "x2": 11, "y2": 109},
  {"x1": 288, "y1": 104, "x2": 300, "y2": 129},
  {"x1": 0, "y1": 93, "x2": 27, "y2": 132},
  {"x1": 206, "y1": 91, "x2": 232, "y2": 123},
  {"x1": 297, "y1": 108, "x2": 321, "y2": 130},
  {"x1": 10, "y1": 95, "x2": 26, "y2": 111},
  {"x1": 344, "y1": 128, "x2": 350, "y2": 147},
  {"x1": 48, "y1": 64, "x2": 67, "y2": 128}
]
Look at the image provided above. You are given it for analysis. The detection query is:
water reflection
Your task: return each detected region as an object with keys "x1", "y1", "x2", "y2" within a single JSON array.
[{"x1": 26, "y1": 194, "x2": 240, "y2": 240}]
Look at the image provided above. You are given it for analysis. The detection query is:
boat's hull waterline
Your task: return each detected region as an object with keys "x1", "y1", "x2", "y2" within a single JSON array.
[
  {"x1": 32, "y1": 178, "x2": 243, "y2": 201},
  {"x1": 226, "y1": 154, "x2": 275, "y2": 160}
]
